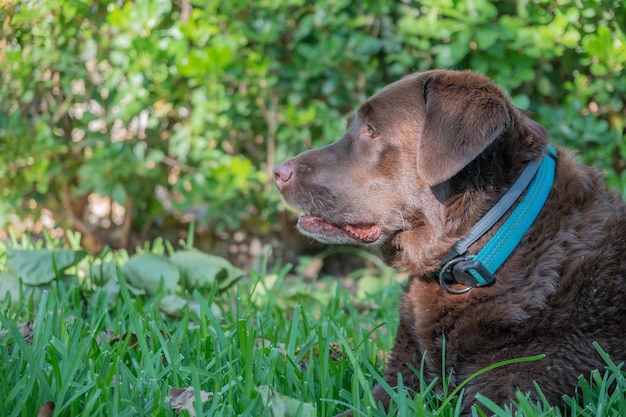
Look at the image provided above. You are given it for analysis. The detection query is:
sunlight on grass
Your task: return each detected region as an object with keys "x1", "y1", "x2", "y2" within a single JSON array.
[{"x1": 0, "y1": 235, "x2": 625, "y2": 416}]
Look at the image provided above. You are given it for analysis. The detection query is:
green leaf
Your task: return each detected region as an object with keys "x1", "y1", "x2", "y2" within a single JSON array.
[
  {"x1": 7, "y1": 249, "x2": 87, "y2": 285},
  {"x1": 0, "y1": 272, "x2": 77, "y2": 306},
  {"x1": 89, "y1": 262, "x2": 123, "y2": 308},
  {"x1": 582, "y1": 26, "x2": 613, "y2": 63},
  {"x1": 475, "y1": 27, "x2": 499, "y2": 50},
  {"x1": 89, "y1": 262, "x2": 120, "y2": 284},
  {"x1": 100, "y1": 278, "x2": 121, "y2": 308},
  {"x1": 256, "y1": 385, "x2": 316, "y2": 417},
  {"x1": 0, "y1": 271, "x2": 21, "y2": 304},
  {"x1": 121, "y1": 253, "x2": 180, "y2": 295},
  {"x1": 157, "y1": 294, "x2": 189, "y2": 317},
  {"x1": 170, "y1": 251, "x2": 244, "y2": 291}
]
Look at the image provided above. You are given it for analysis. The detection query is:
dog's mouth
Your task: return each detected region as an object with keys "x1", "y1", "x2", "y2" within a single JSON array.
[{"x1": 297, "y1": 214, "x2": 382, "y2": 244}]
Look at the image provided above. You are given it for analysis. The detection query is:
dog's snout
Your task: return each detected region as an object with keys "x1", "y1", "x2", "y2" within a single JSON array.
[{"x1": 273, "y1": 161, "x2": 294, "y2": 191}]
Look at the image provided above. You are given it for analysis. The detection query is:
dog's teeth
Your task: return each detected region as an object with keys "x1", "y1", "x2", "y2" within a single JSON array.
[{"x1": 343, "y1": 223, "x2": 381, "y2": 242}]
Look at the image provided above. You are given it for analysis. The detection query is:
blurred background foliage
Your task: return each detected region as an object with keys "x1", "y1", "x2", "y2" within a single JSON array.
[{"x1": 0, "y1": 0, "x2": 624, "y2": 265}]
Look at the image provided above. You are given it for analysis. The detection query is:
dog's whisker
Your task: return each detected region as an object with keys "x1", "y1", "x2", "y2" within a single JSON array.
[{"x1": 395, "y1": 209, "x2": 406, "y2": 231}]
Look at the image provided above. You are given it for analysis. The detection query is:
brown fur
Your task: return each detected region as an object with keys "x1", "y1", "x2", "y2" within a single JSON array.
[{"x1": 273, "y1": 70, "x2": 626, "y2": 413}]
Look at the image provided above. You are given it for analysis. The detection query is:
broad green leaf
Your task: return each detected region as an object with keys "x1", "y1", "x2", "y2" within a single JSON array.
[
  {"x1": 256, "y1": 385, "x2": 316, "y2": 417},
  {"x1": 0, "y1": 272, "x2": 78, "y2": 306},
  {"x1": 0, "y1": 271, "x2": 21, "y2": 305},
  {"x1": 121, "y1": 254, "x2": 180, "y2": 295},
  {"x1": 475, "y1": 26, "x2": 499, "y2": 50},
  {"x1": 89, "y1": 262, "x2": 120, "y2": 284},
  {"x1": 170, "y1": 251, "x2": 244, "y2": 291},
  {"x1": 101, "y1": 279, "x2": 121, "y2": 308},
  {"x1": 158, "y1": 294, "x2": 189, "y2": 317},
  {"x1": 6, "y1": 249, "x2": 87, "y2": 285},
  {"x1": 57, "y1": 274, "x2": 79, "y2": 287}
]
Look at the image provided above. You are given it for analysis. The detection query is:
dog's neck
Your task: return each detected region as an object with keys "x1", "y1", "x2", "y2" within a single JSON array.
[{"x1": 438, "y1": 147, "x2": 558, "y2": 294}]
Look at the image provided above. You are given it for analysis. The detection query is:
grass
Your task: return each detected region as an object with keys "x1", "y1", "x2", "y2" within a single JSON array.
[{"x1": 0, "y1": 243, "x2": 625, "y2": 416}]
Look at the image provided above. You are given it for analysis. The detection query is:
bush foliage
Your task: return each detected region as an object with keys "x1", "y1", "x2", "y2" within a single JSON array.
[{"x1": 1, "y1": 0, "x2": 624, "y2": 244}]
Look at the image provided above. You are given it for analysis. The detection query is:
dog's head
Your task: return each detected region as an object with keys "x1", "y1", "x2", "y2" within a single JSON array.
[{"x1": 274, "y1": 70, "x2": 548, "y2": 268}]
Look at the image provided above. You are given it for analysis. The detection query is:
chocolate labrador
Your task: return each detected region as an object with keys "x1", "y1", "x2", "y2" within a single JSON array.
[{"x1": 273, "y1": 70, "x2": 626, "y2": 413}]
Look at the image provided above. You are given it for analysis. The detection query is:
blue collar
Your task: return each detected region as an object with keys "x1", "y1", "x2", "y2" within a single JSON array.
[{"x1": 439, "y1": 147, "x2": 557, "y2": 294}]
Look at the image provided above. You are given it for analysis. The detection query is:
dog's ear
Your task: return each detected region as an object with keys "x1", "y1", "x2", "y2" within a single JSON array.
[
  {"x1": 416, "y1": 73, "x2": 511, "y2": 185},
  {"x1": 519, "y1": 111, "x2": 549, "y2": 153}
]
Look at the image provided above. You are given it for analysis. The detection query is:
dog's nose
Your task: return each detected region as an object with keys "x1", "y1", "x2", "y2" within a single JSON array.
[{"x1": 273, "y1": 161, "x2": 294, "y2": 191}]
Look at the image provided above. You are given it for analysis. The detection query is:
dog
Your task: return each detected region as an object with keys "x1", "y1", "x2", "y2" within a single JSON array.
[{"x1": 273, "y1": 70, "x2": 626, "y2": 413}]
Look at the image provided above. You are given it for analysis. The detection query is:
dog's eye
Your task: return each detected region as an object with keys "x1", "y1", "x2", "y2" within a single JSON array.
[
  {"x1": 358, "y1": 123, "x2": 380, "y2": 140},
  {"x1": 367, "y1": 124, "x2": 380, "y2": 139}
]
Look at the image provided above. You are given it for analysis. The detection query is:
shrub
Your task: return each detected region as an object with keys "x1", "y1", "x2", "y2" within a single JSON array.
[{"x1": 1, "y1": 0, "x2": 624, "y2": 246}]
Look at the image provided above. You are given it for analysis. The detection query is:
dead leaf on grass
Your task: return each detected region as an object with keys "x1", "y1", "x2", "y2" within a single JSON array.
[
  {"x1": 254, "y1": 337, "x2": 287, "y2": 354},
  {"x1": 299, "y1": 340, "x2": 346, "y2": 369},
  {"x1": 36, "y1": 401, "x2": 55, "y2": 417},
  {"x1": 107, "y1": 331, "x2": 140, "y2": 348},
  {"x1": 0, "y1": 321, "x2": 34, "y2": 345},
  {"x1": 166, "y1": 387, "x2": 213, "y2": 416}
]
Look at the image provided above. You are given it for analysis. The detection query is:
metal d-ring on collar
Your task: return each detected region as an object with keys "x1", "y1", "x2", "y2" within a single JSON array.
[{"x1": 439, "y1": 147, "x2": 558, "y2": 294}]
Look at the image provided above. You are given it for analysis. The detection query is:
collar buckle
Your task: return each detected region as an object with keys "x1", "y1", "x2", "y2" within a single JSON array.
[
  {"x1": 439, "y1": 257, "x2": 496, "y2": 294},
  {"x1": 437, "y1": 147, "x2": 557, "y2": 295}
]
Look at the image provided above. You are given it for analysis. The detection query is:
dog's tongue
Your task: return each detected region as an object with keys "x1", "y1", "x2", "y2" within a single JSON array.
[{"x1": 298, "y1": 215, "x2": 381, "y2": 243}]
